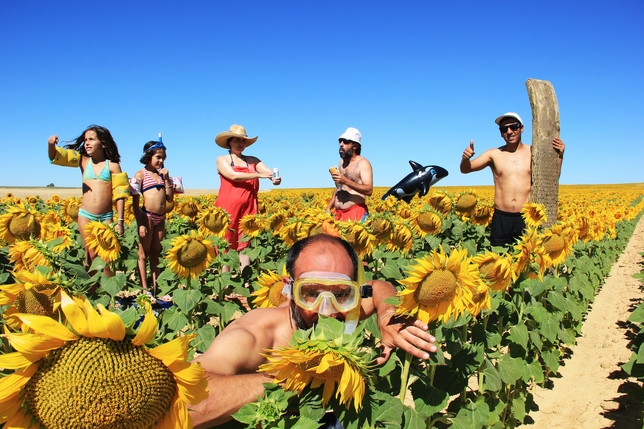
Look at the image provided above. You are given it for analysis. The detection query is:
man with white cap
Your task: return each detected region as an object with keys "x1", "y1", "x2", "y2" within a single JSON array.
[
  {"x1": 326, "y1": 127, "x2": 373, "y2": 221},
  {"x1": 460, "y1": 112, "x2": 565, "y2": 247}
]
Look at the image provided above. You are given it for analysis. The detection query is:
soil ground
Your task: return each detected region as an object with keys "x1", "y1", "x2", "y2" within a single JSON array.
[{"x1": 528, "y1": 215, "x2": 644, "y2": 428}]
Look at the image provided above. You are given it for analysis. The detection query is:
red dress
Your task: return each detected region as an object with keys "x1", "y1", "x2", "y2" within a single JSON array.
[{"x1": 215, "y1": 161, "x2": 259, "y2": 251}]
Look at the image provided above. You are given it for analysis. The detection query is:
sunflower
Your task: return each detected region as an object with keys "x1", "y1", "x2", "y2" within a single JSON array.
[
  {"x1": 367, "y1": 215, "x2": 393, "y2": 243},
  {"x1": 340, "y1": 222, "x2": 376, "y2": 259},
  {"x1": 0, "y1": 269, "x2": 61, "y2": 329},
  {"x1": 46, "y1": 194, "x2": 61, "y2": 205},
  {"x1": 397, "y1": 247, "x2": 482, "y2": 323},
  {"x1": 0, "y1": 291, "x2": 208, "y2": 428},
  {"x1": 521, "y1": 202, "x2": 547, "y2": 229},
  {"x1": 61, "y1": 196, "x2": 81, "y2": 224},
  {"x1": 574, "y1": 215, "x2": 593, "y2": 243},
  {"x1": 397, "y1": 206, "x2": 412, "y2": 219},
  {"x1": 536, "y1": 222, "x2": 575, "y2": 268},
  {"x1": 386, "y1": 222, "x2": 414, "y2": 255},
  {"x1": 197, "y1": 207, "x2": 230, "y2": 238},
  {"x1": 40, "y1": 210, "x2": 62, "y2": 226},
  {"x1": 470, "y1": 205, "x2": 493, "y2": 227},
  {"x1": 472, "y1": 251, "x2": 514, "y2": 292},
  {"x1": 279, "y1": 218, "x2": 312, "y2": 246},
  {"x1": 239, "y1": 213, "x2": 264, "y2": 238},
  {"x1": 8, "y1": 240, "x2": 51, "y2": 272},
  {"x1": 411, "y1": 209, "x2": 443, "y2": 237},
  {"x1": 251, "y1": 269, "x2": 288, "y2": 308},
  {"x1": 267, "y1": 211, "x2": 288, "y2": 233},
  {"x1": 165, "y1": 231, "x2": 216, "y2": 279},
  {"x1": 42, "y1": 223, "x2": 74, "y2": 253},
  {"x1": 259, "y1": 317, "x2": 373, "y2": 411},
  {"x1": 180, "y1": 200, "x2": 200, "y2": 218},
  {"x1": 84, "y1": 221, "x2": 122, "y2": 263},
  {"x1": 469, "y1": 281, "x2": 492, "y2": 316},
  {"x1": 455, "y1": 191, "x2": 478, "y2": 215},
  {"x1": 0, "y1": 204, "x2": 41, "y2": 244},
  {"x1": 511, "y1": 227, "x2": 539, "y2": 280},
  {"x1": 427, "y1": 191, "x2": 453, "y2": 215}
]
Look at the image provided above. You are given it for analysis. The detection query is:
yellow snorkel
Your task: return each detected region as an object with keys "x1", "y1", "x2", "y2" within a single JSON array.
[{"x1": 344, "y1": 261, "x2": 367, "y2": 334}]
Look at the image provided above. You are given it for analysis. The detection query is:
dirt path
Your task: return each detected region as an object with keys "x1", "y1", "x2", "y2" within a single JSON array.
[{"x1": 528, "y1": 215, "x2": 644, "y2": 428}]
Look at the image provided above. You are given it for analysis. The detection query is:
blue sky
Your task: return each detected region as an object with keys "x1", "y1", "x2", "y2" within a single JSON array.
[{"x1": 1, "y1": 0, "x2": 642, "y2": 191}]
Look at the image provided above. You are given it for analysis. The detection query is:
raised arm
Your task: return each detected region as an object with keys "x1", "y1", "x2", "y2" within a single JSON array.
[
  {"x1": 460, "y1": 140, "x2": 492, "y2": 174},
  {"x1": 47, "y1": 135, "x2": 58, "y2": 160}
]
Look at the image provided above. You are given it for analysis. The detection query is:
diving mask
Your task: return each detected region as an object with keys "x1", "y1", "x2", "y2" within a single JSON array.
[{"x1": 292, "y1": 272, "x2": 361, "y2": 316}]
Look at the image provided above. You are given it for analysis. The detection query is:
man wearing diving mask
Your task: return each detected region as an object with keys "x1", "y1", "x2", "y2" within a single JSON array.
[{"x1": 191, "y1": 234, "x2": 437, "y2": 428}]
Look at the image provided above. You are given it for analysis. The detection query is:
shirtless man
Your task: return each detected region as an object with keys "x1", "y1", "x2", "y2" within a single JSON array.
[
  {"x1": 460, "y1": 112, "x2": 565, "y2": 246},
  {"x1": 190, "y1": 234, "x2": 437, "y2": 428},
  {"x1": 326, "y1": 127, "x2": 373, "y2": 221}
]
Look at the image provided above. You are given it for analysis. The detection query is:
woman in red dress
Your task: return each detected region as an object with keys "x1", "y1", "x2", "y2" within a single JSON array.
[{"x1": 214, "y1": 124, "x2": 281, "y2": 271}]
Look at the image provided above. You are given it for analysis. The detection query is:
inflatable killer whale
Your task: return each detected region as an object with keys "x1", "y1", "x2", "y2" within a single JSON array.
[{"x1": 381, "y1": 161, "x2": 448, "y2": 203}]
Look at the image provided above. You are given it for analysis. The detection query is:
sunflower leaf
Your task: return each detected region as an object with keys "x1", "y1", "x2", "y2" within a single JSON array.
[
  {"x1": 194, "y1": 324, "x2": 216, "y2": 352},
  {"x1": 100, "y1": 273, "x2": 126, "y2": 298},
  {"x1": 173, "y1": 288, "x2": 202, "y2": 314}
]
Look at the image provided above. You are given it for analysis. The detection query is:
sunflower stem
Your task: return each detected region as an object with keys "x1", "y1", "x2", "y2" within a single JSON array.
[{"x1": 399, "y1": 352, "x2": 413, "y2": 403}]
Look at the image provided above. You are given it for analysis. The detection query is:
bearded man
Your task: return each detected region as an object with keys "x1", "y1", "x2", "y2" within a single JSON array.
[{"x1": 326, "y1": 127, "x2": 373, "y2": 221}]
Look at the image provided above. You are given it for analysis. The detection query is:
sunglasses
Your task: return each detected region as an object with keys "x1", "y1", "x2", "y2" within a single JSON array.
[{"x1": 499, "y1": 123, "x2": 521, "y2": 133}]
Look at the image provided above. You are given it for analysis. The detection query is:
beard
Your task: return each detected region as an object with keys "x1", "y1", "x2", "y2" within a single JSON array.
[{"x1": 339, "y1": 147, "x2": 354, "y2": 160}]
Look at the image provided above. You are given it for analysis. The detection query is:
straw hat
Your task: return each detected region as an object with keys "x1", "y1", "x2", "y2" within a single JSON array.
[{"x1": 215, "y1": 124, "x2": 258, "y2": 148}]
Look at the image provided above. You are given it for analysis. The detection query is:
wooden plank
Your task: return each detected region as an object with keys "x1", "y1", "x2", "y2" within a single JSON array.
[{"x1": 526, "y1": 78, "x2": 560, "y2": 227}]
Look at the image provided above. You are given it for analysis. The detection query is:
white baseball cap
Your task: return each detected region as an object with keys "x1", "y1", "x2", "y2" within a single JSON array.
[
  {"x1": 338, "y1": 127, "x2": 361, "y2": 144},
  {"x1": 495, "y1": 112, "x2": 523, "y2": 126}
]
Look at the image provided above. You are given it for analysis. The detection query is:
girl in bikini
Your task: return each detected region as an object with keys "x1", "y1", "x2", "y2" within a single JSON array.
[
  {"x1": 48, "y1": 125, "x2": 128, "y2": 272},
  {"x1": 132, "y1": 140, "x2": 174, "y2": 296}
]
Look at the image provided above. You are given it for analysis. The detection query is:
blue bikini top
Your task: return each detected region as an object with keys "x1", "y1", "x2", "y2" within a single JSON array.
[{"x1": 83, "y1": 159, "x2": 111, "y2": 182}]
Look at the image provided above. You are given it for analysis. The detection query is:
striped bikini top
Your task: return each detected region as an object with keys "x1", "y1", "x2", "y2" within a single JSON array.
[
  {"x1": 142, "y1": 169, "x2": 164, "y2": 192},
  {"x1": 83, "y1": 159, "x2": 111, "y2": 182}
]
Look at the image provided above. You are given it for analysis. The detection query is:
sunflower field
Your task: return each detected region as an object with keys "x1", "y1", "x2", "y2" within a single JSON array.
[{"x1": 0, "y1": 183, "x2": 643, "y2": 429}]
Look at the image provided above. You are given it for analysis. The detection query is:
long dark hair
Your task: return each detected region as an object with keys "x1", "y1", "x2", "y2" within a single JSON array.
[{"x1": 64, "y1": 125, "x2": 121, "y2": 163}]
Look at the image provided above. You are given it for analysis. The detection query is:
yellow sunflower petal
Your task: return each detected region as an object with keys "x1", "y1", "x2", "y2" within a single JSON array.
[
  {"x1": 0, "y1": 399, "x2": 23, "y2": 423},
  {"x1": 132, "y1": 302, "x2": 157, "y2": 346},
  {"x1": 0, "y1": 351, "x2": 45, "y2": 370},
  {"x1": 96, "y1": 304, "x2": 126, "y2": 341},
  {"x1": 60, "y1": 291, "x2": 91, "y2": 336},
  {"x1": 14, "y1": 313, "x2": 78, "y2": 342},
  {"x1": 2, "y1": 406, "x2": 32, "y2": 426},
  {"x1": 156, "y1": 395, "x2": 190, "y2": 429},
  {"x1": 0, "y1": 363, "x2": 39, "y2": 404},
  {"x1": 4, "y1": 333, "x2": 66, "y2": 355},
  {"x1": 79, "y1": 297, "x2": 111, "y2": 338},
  {"x1": 322, "y1": 378, "x2": 335, "y2": 406},
  {"x1": 147, "y1": 335, "x2": 193, "y2": 366}
]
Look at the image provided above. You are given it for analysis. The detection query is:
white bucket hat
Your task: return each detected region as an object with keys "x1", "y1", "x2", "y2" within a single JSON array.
[
  {"x1": 338, "y1": 127, "x2": 361, "y2": 144},
  {"x1": 215, "y1": 124, "x2": 258, "y2": 149}
]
